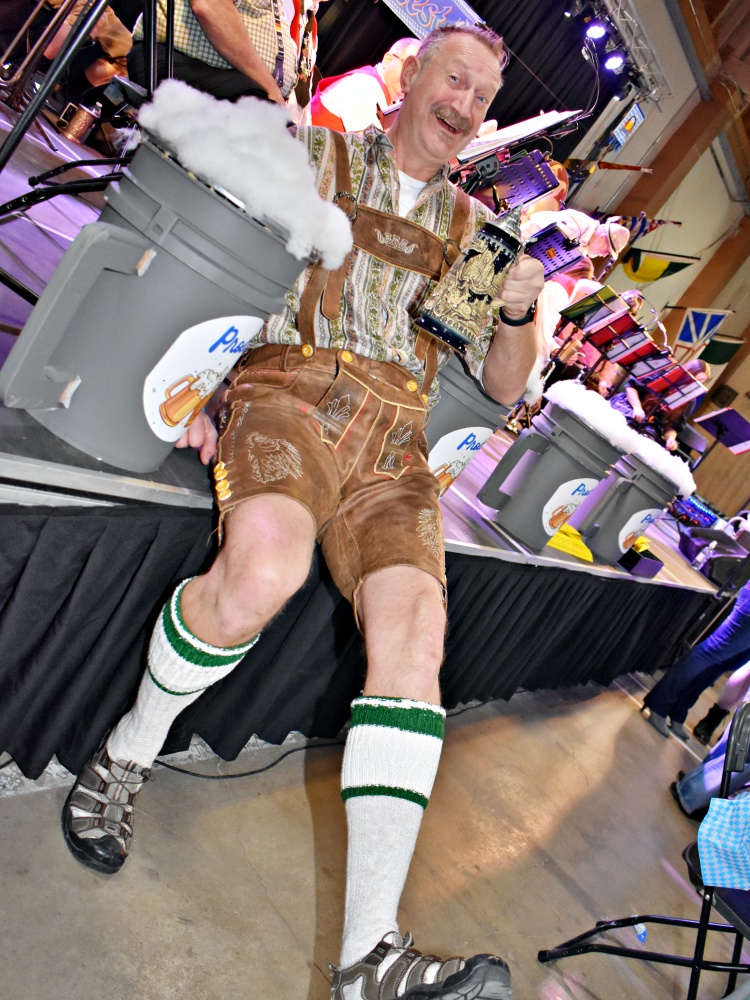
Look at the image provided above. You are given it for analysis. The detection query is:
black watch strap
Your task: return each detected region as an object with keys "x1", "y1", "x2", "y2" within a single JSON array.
[{"x1": 499, "y1": 301, "x2": 537, "y2": 327}]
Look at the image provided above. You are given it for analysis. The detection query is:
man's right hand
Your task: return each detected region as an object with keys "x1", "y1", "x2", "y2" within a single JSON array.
[{"x1": 265, "y1": 81, "x2": 286, "y2": 106}]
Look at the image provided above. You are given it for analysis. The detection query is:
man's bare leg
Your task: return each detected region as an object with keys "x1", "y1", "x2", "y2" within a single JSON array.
[{"x1": 63, "y1": 495, "x2": 316, "y2": 873}]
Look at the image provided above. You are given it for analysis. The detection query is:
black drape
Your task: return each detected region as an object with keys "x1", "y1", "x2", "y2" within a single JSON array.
[
  {"x1": 0, "y1": 503, "x2": 711, "y2": 779},
  {"x1": 316, "y1": 0, "x2": 623, "y2": 162}
]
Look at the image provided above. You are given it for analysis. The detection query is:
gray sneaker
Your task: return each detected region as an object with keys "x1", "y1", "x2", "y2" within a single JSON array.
[
  {"x1": 62, "y1": 744, "x2": 150, "y2": 875},
  {"x1": 330, "y1": 934, "x2": 512, "y2": 999}
]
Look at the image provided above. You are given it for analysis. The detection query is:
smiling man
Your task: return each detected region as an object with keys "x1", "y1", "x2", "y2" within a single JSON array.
[{"x1": 62, "y1": 24, "x2": 542, "y2": 1000}]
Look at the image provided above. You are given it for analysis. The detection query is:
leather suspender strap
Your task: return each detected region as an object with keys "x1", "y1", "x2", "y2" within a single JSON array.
[
  {"x1": 320, "y1": 132, "x2": 356, "y2": 320},
  {"x1": 416, "y1": 184, "x2": 472, "y2": 396}
]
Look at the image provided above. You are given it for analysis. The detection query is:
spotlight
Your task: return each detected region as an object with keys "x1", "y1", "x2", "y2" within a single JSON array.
[
  {"x1": 585, "y1": 20, "x2": 607, "y2": 39},
  {"x1": 605, "y1": 50, "x2": 625, "y2": 71},
  {"x1": 603, "y1": 37, "x2": 625, "y2": 71},
  {"x1": 612, "y1": 82, "x2": 632, "y2": 101}
]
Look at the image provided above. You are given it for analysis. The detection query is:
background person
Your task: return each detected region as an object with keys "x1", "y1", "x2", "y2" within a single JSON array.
[
  {"x1": 642, "y1": 580, "x2": 750, "y2": 738},
  {"x1": 128, "y1": 0, "x2": 297, "y2": 103},
  {"x1": 306, "y1": 36, "x2": 420, "y2": 131}
]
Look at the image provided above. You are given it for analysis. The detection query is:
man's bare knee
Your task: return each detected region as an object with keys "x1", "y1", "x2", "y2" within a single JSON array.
[{"x1": 182, "y1": 495, "x2": 316, "y2": 644}]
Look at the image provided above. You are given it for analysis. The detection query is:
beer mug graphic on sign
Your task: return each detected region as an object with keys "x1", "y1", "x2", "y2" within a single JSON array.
[
  {"x1": 159, "y1": 375, "x2": 203, "y2": 427},
  {"x1": 159, "y1": 369, "x2": 222, "y2": 428}
]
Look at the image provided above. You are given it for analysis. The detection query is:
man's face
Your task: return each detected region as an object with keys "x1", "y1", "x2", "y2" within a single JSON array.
[{"x1": 398, "y1": 34, "x2": 502, "y2": 168}]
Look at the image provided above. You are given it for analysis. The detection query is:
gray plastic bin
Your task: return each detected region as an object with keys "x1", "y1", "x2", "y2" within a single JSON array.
[
  {"x1": 567, "y1": 453, "x2": 681, "y2": 565},
  {"x1": 478, "y1": 400, "x2": 625, "y2": 551},
  {"x1": 426, "y1": 354, "x2": 508, "y2": 494},
  {"x1": 0, "y1": 136, "x2": 309, "y2": 472}
]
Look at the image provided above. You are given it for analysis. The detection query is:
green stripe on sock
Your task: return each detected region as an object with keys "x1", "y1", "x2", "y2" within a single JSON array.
[
  {"x1": 342, "y1": 785, "x2": 429, "y2": 809},
  {"x1": 147, "y1": 669, "x2": 205, "y2": 697},
  {"x1": 350, "y1": 702, "x2": 445, "y2": 739},
  {"x1": 161, "y1": 602, "x2": 255, "y2": 669},
  {"x1": 172, "y1": 582, "x2": 255, "y2": 656}
]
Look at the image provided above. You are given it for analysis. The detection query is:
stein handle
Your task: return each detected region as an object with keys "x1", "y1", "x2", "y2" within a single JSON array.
[
  {"x1": 477, "y1": 429, "x2": 550, "y2": 510},
  {"x1": 575, "y1": 475, "x2": 629, "y2": 539},
  {"x1": 58, "y1": 102, "x2": 78, "y2": 126},
  {"x1": 0, "y1": 223, "x2": 154, "y2": 409},
  {"x1": 164, "y1": 376, "x2": 196, "y2": 397}
]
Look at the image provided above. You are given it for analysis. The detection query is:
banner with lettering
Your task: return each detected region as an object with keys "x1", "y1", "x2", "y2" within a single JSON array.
[{"x1": 378, "y1": 0, "x2": 482, "y2": 39}]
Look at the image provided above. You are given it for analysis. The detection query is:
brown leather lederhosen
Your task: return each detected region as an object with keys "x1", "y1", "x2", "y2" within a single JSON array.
[{"x1": 297, "y1": 130, "x2": 471, "y2": 397}]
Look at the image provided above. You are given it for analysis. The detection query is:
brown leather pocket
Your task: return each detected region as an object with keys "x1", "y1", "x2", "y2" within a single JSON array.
[{"x1": 373, "y1": 406, "x2": 424, "y2": 480}]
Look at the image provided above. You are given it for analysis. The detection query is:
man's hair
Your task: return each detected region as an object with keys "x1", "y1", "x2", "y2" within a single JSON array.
[{"x1": 417, "y1": 23, "x2": 509, "y2": 78}]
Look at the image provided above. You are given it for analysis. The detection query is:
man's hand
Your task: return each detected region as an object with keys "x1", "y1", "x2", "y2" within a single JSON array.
[
  {"x1": 190, "y1": 0, "x2": 287, "y2": 105},
  {"x1": 481, "y1": 255, "x2": 545, "y2": 406},
  {"x1": 499, "y1": 254, "x2": 545, "y2": 321},
  {"x1": 175, "y1": 411, "x2": 219, "y2": 465},
  {"x1": 664, "y1": 430, "x2": 678, "y2": 452}
]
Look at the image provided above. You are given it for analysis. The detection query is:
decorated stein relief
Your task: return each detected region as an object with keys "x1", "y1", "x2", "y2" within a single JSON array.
[{"x1": 415, "y1": 207, "x2": 524, "y2": 355}]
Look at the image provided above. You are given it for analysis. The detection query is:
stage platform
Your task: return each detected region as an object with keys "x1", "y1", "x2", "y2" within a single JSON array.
[{"x1": 0, "y1": 412, "x2": 718, "y2": 780}]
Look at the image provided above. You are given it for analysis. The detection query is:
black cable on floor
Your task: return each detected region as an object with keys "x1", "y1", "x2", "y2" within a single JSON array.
[{"x1": 0, "y1": 704, "x2": 486, "y2": 781}]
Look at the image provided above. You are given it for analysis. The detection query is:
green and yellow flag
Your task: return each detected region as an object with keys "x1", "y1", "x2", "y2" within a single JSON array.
[{"x1": 621, "y1": 248, "x2": 700, "y2": 284}]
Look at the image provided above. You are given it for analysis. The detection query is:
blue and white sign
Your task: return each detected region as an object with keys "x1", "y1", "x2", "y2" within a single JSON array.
[
  {"x1": 428, "y1": 425, "x2": 493, "y2": 495},
  {"x1": 143, "y1": 315, "x2": 263, "y2": 441},
  {"x1": 618, "y1": 507, "x2": 664, "y2": 553},
  {"x1": 542, "y1": 478, "x2": 599, "y2": 536},
  {"x1": 378, "y1": 0, "x2": 482, "y2": 39}
]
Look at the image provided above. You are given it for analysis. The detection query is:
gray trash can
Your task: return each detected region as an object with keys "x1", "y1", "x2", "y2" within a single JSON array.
[
  {"x1": 0, "y1": 136, "x2": 309, "y2": 472},
  {"x1": 568, "y1": 450, "x2": 688, "y2": 565},
  {"x1": 426, "y1": 354, "x2": 508, "y2": 494},
  {"x1": 478, "y1": 400, "x2": 627, "y2": 551}
]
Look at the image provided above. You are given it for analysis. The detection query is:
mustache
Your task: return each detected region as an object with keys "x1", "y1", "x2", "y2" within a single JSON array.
[{"x1": 431, "y1": 104, "x2": 472, "y2": 134}]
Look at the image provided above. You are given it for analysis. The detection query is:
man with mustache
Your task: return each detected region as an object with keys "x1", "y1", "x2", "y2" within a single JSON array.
[{"x1": 62, "y1": 23, "x2": 543, "y2": 1000}]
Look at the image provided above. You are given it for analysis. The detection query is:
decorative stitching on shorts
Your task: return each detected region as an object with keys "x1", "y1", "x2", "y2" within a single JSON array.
[
  {"x1": 417, "y1": 508, "x2": 443, "y2": 563},
  {"x1": 245, "y1": 432, "x2": 303, "y2": 483},
  {"x1": 391, "y1": 421, "x2": 413, "y2": 446}
]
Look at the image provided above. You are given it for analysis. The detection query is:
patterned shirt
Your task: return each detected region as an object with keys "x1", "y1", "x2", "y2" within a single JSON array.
[
  {"x1": 259, "y1": 126, "x2": 496, "y2": 405},
  {"x1": 135, "y1": 0, "x2": 298, "y2": 97}
]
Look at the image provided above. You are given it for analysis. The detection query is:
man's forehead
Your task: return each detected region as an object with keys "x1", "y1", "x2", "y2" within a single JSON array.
[{"x1": 432, "y1": 36, "x2": 502, "y2": 88}]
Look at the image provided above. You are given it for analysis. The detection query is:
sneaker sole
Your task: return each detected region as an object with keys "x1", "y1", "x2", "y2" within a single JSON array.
[{"x1": 401, "y1": 955, "x2": 512, "y2": 1000}]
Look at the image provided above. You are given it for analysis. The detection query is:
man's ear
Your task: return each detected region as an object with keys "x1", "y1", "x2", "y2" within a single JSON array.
[{"x1": 399, "y1": 54, "x2": 420, "y2": 94}]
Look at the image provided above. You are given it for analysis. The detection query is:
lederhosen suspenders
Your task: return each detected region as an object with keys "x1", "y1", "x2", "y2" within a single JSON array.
[{"x1": 297, "y1": 131, "x2": 471, "y2": 397}]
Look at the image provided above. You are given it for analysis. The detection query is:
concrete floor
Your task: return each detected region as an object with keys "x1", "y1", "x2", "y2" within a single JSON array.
[{"x1": 0, "y1": 672, "x2": 742, "y2": 1000}]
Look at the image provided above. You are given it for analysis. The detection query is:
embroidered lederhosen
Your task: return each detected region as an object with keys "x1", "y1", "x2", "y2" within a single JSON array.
[
  {"x1": 297, "y1": 130, "x2": 471, "y2": 398},
  {"x1": 213, "y1": 133, "x2": 473, "y2": 607}
]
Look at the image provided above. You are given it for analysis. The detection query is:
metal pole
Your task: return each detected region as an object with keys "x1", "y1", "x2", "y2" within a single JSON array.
[
  {"x1": 0, "y1": 0, "x2": 113, "y2": 176},
  {"x1": 142, "y1": 0, "x2": 158, "y2": 99}
]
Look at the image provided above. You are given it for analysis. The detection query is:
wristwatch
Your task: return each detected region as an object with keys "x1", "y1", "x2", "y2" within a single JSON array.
[{"x1": 499, "y1": 301, "x2": 537, "y2": 327}]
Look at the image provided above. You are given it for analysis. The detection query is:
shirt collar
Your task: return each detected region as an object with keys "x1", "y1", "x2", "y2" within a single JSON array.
[{"x1": 361, "y1": 126, "x2": 451, "y2": 189}]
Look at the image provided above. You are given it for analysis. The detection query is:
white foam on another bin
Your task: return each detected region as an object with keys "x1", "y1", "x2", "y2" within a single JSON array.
[
  {"x1": 544, "y1": 380, "x2": 642, "y2": 453},
  {"x1": 138, "y1": 80, "x2": 353, "y2": 269},
  {"x1": 629, "y1": 434, "x2": 696, "y2": 497}
]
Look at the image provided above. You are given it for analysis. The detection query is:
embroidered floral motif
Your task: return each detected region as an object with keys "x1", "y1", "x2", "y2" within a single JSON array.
[
  {"x1": 391, "y1": 421, "x2": 413, "y2": 446},
  {"x1": 417, "y1": 508, "x2": 443, "y2": 562},
  {"x1": 246, "y1": 433, "x2": 303, "y2": 483},
  {"x1": 374, "y1": 229, "x2": 418, "y2": 255},
  {"x1": 326, "y1": 394, "x2": 351, "y2": 421}
]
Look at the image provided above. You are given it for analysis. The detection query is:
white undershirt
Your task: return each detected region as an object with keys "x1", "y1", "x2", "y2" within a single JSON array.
[{"x1": 397, "y1": 171, "x2": 426, "y2": 217}]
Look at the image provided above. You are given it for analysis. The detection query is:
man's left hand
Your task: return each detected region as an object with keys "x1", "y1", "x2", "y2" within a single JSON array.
[
  {"x1": 500, "y1": 254, "x2": 545, "y2": 322},
  {"x1": 175, "y1": 411, "x2": 219, "y2": 465}
]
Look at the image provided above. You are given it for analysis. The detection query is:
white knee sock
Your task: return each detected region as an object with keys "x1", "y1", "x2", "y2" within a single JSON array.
[
  {"x1": 339, "y1": 695, "x2": 445, "y2": 968},
  {"x1": 107, "y1": 579, "x2": 259, "y2": 768}
]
